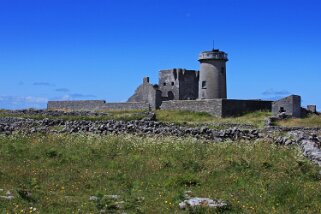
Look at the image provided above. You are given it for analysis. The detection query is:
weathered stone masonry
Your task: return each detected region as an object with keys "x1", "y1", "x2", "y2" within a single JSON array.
[
  {"x1": 160, "y1": 99, "x2": 272, "y2": 117},
  {"x1": 48, "y1": 100, "x2": 150, "y2": 111}
]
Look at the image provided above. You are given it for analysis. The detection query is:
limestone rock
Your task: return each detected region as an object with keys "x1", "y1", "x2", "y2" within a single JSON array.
[{"x1": 179, "y1": 197, "x2": 228, "y2": 210}]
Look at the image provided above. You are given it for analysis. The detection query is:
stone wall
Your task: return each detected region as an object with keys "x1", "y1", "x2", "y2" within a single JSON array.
[
  {"x1": 177, "y1": 69, "x2": 199, "y2": 100},
  {"x1": 48, "y1": 100, "x2": 150, "y2": 111},
  {"x1": 307, "y1": 105, "x2": 317, "y2": 113},
  {"x1": 158, "y1": 69, "x2": 180, "y2": 100},
  {"x1": 48, "y1": 100, "x2": 107, "y2": 111},
  {"x1": 101, "y1": 102, "x2": 150, "y2": 111},
  {"x1": 160, "y1": 99, "x2": 273, "y2": 117},
  {"x1": 158, "y1": 69, "x2": 199, "y2": 101},
  {"x1": 272, "y1": 95, "x2": 301, "y2": 118},
  {"x1": 48, "y1": 98, "x2": 273, "y2": 117},
  {"x1": 127, "y1": 77, "x2": 160, "y2": 110},
  {"x1": 160, "y1": 99, "x2": 223, "y2": 117},
  {"x1": 222, "y1": 99, "x2": 272, "y2": 117}
]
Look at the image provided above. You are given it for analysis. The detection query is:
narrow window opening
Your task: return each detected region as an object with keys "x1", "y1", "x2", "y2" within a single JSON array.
[
  {"x1": 171, "y1": 82, "x2": 174, "y2": 86},
  {"x1": 163, "y1": 82, "x2": 166, "y2": 86},
  {"x1": 279, "y1": 107, "x2": 286, "y2": 113},
  {"x1": 221, "y1": 67, "x2": 225, "y2": 74},
  {"x1": 202, "y1": 81, "x2": 207, "y2": 89},
  {"x1": 168, "y1": 91, "x2": 174, "y2": 100}
]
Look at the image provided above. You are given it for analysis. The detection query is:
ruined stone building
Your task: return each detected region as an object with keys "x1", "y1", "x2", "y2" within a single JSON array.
[
  {"x1": 128, "y1": 49, "x2": 228, "y2": 104},
  {"x1": 48, "y1": 49, "x2": 315, "y2": 118}
]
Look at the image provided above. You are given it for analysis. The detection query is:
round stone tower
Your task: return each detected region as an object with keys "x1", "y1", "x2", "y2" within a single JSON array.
[{"x1": 198, "y1": 49, "x2": 228, "y2": 99}]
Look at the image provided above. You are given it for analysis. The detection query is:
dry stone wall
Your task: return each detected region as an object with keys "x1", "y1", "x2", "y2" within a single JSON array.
[
  {"x1": 48, "y1": 100, "x2": 150, "y2": 111},
  {"x1": 160, "y1": 99, "x2": 223, "y2": 117},
  {"x1": 222, "y1": 99, "x2": 272, "y2": 117}
]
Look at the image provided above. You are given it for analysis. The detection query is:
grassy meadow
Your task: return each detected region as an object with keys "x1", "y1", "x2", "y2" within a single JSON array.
[
  {"x1": 1, "y1": 134, "x2": 321, "y2": 213},
  {"x1": 276, "y1": 114, "x2": 321, "y2": 128}
]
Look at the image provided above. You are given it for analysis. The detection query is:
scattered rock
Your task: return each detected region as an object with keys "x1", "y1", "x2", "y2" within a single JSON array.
[
  {"x1": 0, "y1": 191, "x2": 14, "y2": 200},
  {"x1": 89, "y1": 196, "x2": 99, "y2": 201},
  {"x1": 183, "y1": 190, "x2": 193, "y2": 199},
  {"x1": 104, "y1": 195, "x2": 119, "y2": 199},
  {"x1": 179, "y1": 197, "x2": 228, "y2": 210},
  {"x1": 301, "y1": 140, "x2": 321, "y2": 167},
  {"x1": 0, "y1": 195, "x2": 14, "y2": 200},
  {"x1": 277, "y1": 112, "x2": 288, "y2": 119}
]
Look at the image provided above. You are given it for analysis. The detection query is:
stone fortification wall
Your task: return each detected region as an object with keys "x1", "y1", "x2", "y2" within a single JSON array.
[
  {"x1": 160, "y1": 99, "x2": 223, "y2": 117},
  {"x1": 158, "y1": 69, "x2": 199, "y2": 101},
  {"x1": 48, "y1": 99, "x2": 273, "y2": 117},
  {"x1": 222, "y1": 99, "x2": 272, "y2": 117},
  {"x1": 101, "y1": 102, "x2": 150, "y2": 111},
  {"x1": 48, "y1": 100, "x2": 107, "y2": 111},
  {"x1": 272, "y1": 95, "x2": 301, "y2": 118},
  {"x1": 48, "y1": 100, "x2": 150, "y2": 111},
  {"x1": 160, "y1": 99, "x2": 272, "y2": 117}
]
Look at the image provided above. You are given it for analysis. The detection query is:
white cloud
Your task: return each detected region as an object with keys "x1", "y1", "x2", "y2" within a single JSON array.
[
  {"x1": 0, "y1": 95, "x2": 48, "y2": 110},
  {"x1": 50, "y1": 93, "x2": 97, "y2": 101},
  {"x1": 262, "y1": 89, "x2": 291, "y2": 96},
  {"x1": 33, "y1": 82, "x2": 54, "y2": 86}
]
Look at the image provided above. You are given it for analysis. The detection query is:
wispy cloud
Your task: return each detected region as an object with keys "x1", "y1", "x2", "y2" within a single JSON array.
[
  {"x1": 264, "y1": 96, "x2": 285, "y2": 101},
  {"x1": 70, "y1": 93, "x2": 96, "y2": 99},
  {"x1": 33, "y1": 82, "x2": 54, "y2": 86},
  {"x1": 262, "y1": 89, "x2": 291, "y2": 96},
  {"x1": 50, "y1": 93, "x2": 97, "y2": 101},
  {"x1": 55, "y1": 88, "x2": 70, "y2": 92},
  {"x1": 0, "y1": 96, "x2": 48, "y2": 110}
]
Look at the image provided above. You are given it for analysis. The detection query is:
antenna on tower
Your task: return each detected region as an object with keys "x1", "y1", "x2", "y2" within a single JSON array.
[{"x1": 212, "y1": 40, "x2": 215, "y2": 51}]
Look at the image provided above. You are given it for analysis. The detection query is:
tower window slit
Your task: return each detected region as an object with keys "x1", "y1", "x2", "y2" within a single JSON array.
[{"x1": 202, "y1": 81, "x2": 206, "y2": 89}]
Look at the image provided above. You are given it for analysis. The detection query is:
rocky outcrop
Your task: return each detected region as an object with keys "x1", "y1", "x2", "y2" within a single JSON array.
[{"x1": 179, "y1": 198, "x2": 228, "y2": 210}]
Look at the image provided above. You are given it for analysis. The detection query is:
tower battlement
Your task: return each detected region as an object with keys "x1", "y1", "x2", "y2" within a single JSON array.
[{"x1": 198, "y1": 49, "x2": 228, "y2": 61}]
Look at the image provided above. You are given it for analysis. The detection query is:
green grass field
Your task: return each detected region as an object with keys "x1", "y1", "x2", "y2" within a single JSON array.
[{"x1": 1, "y1": 134, "x2": 320, "y2": 213}]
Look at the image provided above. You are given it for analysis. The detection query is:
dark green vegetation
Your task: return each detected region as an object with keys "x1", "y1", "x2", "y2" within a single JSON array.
[
  {"x1": 1, "y1": 134, "x2": 321, "y2": 213},
  {"x1": 276, "y1": 114, "x2": 321, "y2": 128}
]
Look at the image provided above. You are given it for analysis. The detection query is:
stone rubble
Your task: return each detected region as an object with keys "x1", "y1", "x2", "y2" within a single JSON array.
[
  {"x1": 0, "y1": 191, "x2": 14, "y2": 200},
  {"x1": 179, "y1": 191, "x2": 228, "y2": 210},
  {"x1": 301, "y1": 140, "x2": 321, "y2": 167},
  {"x1": 179, "y1": 198, "x2": 228, "y2": 210},
  {"x1": 0, "y1": 117, "x2": 264, "y2": 141}
]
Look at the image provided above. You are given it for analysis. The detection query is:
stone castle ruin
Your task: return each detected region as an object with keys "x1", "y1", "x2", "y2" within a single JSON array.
[{"x1": 48, "y1": 49, "x2": 316, "y2": 118}]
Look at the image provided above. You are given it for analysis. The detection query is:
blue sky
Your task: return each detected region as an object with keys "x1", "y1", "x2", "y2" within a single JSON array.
[{"x1": 0, "y1": 0, "x2": 320, "y2": 110}]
